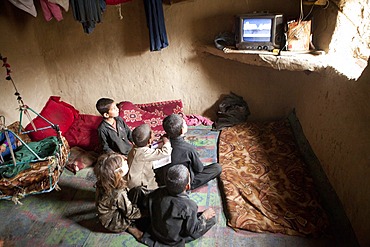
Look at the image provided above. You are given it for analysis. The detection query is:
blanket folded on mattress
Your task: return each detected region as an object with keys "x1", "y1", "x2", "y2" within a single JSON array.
[{"x1": 218, "y1": 115, "x2": 329, "y2": 236}]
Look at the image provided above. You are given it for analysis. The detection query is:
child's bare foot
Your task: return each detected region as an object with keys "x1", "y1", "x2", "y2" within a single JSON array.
[
  {"x1": 127, "y1": 226, "x2": 143, "y2": 242},
  {"x1": 202, "y1": 208, "x2": 216, "y2": 220}
]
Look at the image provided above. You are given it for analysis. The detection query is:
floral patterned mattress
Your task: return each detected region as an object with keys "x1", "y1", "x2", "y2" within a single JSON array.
[{"x1": 218, "y1": 118, "x2": 329, "y2": 236}]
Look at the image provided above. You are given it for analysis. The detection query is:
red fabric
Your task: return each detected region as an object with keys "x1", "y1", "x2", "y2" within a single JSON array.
[
  {"x1": 105, "y1": 0, "x2": 132, "y2": 5},
  {"x1": 39, "y1": 0, "x2": 63, "y2": 22},
  {"x1": 63, "y1": 114, "x2": 102, "y2": 152},
  {"x1": 184, "y1": 114, "x2": 213, "y2": 126},
  {"x1": 118, "y1": 100, "x2": 184, "y2": 140},
  {"x1": 25, "y1": 96, "x2": 79, "y2": 141},
  {"x1": 135, "y1": 99, "x2": 183, "y2": 117},
  {"x1": 118, "y1": 101, "x2": 165, "y2": 139},
  {"x1": 25, "y1": 97, "x2": 184, "y2": 151}
]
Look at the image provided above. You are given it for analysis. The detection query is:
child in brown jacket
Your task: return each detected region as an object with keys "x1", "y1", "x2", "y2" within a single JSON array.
[{"x1": 94, "y1": 152, "x2": 143, "y2": 240}]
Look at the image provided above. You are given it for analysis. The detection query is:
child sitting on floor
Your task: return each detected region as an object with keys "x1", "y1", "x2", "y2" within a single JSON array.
[
  {"x1": 141, "y1": 164, "x2": 216, "y2": 246},
  {"x1": 127, "y1": 123, "x2": 172, "y2": 209},
  {"x1": 93, "y1": 152, "x2": 143, "y2": 240},
  {"x1": 155, "y1": 113, "x2": 222, "y2": 190},
  {"x1": 127, "y1": 123, "x2": 172, "y2": 190},
  {"x1": 96, "y1": 98, "x2": 133, "y2": 156}
]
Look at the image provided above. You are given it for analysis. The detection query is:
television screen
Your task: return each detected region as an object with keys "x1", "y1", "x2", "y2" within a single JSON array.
[{"x1": 242, "y1": 18, "x2": 272, "y2": 42}]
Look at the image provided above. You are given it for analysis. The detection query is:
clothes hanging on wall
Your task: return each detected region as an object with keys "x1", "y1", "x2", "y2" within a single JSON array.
[
  {"x1": 70, "y1": 0, "x2": 106, "y2": 34},
  {"x1": 7, "y1": 0, "x2": 37, "y2": 17},
  {"x1": 40, "y1": 0, "x2": 63, "y2": 21},
  {"x1": 48, "y1": 0, "x2": 69, "y2": 12},
  {"x1": 143, "y1": 0, "x2": 169, "y2": 51}
]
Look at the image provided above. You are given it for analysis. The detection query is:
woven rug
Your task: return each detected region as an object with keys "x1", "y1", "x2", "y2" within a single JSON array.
[{"x1": 0, "y1": 125, "x2": 337, "y2": 247}]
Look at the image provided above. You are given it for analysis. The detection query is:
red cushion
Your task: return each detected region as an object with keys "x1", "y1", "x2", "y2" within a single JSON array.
[
  {"x1": 25, "y1": 96, "x2": 79, "y2": 141},
  {"x1": 63, "y1": 114, "x2": 102, "y2": 152}
]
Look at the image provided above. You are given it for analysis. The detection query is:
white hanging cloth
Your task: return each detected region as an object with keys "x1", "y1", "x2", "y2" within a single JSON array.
[
  {"x1": 7, "y1": 0, "x2": 37, "y2": 17},
  {"x1": 48, "y1": 0, "x2": 69, "y2": 12}
]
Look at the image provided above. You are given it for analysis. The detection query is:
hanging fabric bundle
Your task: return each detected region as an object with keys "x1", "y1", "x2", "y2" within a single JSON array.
[
  {"x1": 212, "y1": 92, "x2": 251, "y2": 131},
  {"x1": 39, "y1": 0, "x2": 64, "y2": 22},
  {"x1": 7, "y1": 0, "x2": 37, "y2": 17},
  {"x1": 48, "y1": 0, "x2": 69, "y2": 12},
  {"x1": 70, "y1": 0, "x2": 106, "y2": 34},
  {"x1": 143, "y1": 0, "x2": 169, "y2": 51}
]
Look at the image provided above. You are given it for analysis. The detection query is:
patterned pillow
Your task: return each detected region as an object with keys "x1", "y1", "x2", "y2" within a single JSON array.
[
  {"x1": 118, "y1": 101, "x2": 166, "y2": 140},
  {"x1": 135, "y1": 99, "x2": 183, "y2": 117}
]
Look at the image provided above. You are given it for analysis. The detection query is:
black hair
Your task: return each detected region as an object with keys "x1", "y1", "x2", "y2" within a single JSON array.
[
  {"x1": 162, "y1": 114, "x2": 183, "y2": 138},
  {"x1": 166, "y1": 165, "x2": 189, "y2": 195},
  {"x1": 132, "y1": 123, "x2": 151, "y2": 147},
  {"x1": 96, "y1": 98, "x2": 114, "y2": 116}
]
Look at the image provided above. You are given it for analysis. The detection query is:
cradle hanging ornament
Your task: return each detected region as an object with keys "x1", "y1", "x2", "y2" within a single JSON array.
[{"x1": 0, "y1": 54, "x2": 37, "y2": 131}]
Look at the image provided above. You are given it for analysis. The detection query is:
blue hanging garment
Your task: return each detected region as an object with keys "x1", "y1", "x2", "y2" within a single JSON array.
[
  {"x1": 143, "y1": 0, "x2": 169, "y2": 51},
  {"x1": 70, "y1": 0, "x2": 106, "y2": 34}
]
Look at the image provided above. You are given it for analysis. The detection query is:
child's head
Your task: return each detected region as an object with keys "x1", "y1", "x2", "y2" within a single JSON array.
[
  {"x1": 166, "y1": 165, "x2": 190, "y2": 195},
  {"x1": 94, "y1": 153, "x2": 129, "y2": 194},
  {"x1": 162, "y1": 114, "x2": 187, "y2": 138},
  {"x1": 132, "y1": 123, "x2": 152, "y2": 147},
  {"x1": 96, "y1": 98, "x2": 119, "y2": 119}
]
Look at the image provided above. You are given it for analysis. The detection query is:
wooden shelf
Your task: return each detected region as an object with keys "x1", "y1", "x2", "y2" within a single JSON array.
[{"x1": 199, "y1": 45, "x2": 328, "y2": 72}]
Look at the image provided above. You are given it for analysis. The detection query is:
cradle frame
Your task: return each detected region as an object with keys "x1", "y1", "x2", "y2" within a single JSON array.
[{"x1": 0, "y1": 106, "x2": 69, "y2": 204}]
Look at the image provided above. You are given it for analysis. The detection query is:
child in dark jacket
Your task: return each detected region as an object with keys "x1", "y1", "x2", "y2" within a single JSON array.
[
  {"x1": 96, "y1": 98, "x2": 133, "y2": 156},
  {"x1": 142, "y1": 164, "x2": 216, "y2": 246},
  {"x1": 156, "y1": 114, "x2": 222, "y2": 190}
]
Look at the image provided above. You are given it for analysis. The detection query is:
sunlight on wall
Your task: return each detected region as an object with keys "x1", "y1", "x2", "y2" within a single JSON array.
[{"x1": 327, "y1": 0, "x2": 370, "y2": 80}]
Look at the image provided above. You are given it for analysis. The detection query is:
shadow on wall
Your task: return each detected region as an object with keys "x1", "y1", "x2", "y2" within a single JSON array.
[{"x1": 118, "y1": 1, "x2": 150, "y2": 56}]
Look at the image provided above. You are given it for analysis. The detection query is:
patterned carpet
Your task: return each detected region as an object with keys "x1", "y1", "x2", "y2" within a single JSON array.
[{"x1": 0, "y1": 126, "x2": 345, "y2": 247}]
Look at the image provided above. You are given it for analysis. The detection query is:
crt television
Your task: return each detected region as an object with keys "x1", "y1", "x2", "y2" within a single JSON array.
[{"x1": 235, "y1": 13, "x2": 284, "y2": 51}]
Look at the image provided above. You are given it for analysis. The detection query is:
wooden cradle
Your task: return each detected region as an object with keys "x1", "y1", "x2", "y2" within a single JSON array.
[{"x1": 0, "y1": 121, "x2": 70, "y2": 204}]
